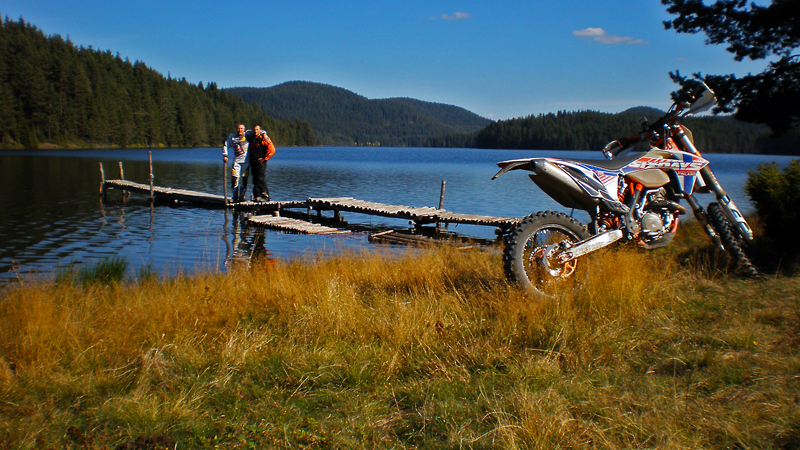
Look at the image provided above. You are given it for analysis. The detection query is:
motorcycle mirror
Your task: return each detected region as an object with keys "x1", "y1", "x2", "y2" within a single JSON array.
[{"x1": 686, "y1": 83, "x2": 717, "y2": 115}]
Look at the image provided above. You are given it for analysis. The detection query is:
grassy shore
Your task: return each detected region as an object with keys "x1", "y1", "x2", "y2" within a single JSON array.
[{"x1": 1, "y1": 223, "x2": 798, "y2": 449}]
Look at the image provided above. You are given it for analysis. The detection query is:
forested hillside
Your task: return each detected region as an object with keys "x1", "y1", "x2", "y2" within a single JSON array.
[
  {"x1": 0, "y1": 17, "x2": 315, "y2": 149},
  {"x1": 425, "y1": 108, "x2": 799, "y2": 154},
  {"x1": 227, "y1": 82, "x2": 492, "y2": 147}
]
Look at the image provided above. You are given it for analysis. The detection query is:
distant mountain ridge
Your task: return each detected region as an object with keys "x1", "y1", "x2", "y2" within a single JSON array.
[{"x1": 227, "y1": 81, "x2": 492, "y2": 146}]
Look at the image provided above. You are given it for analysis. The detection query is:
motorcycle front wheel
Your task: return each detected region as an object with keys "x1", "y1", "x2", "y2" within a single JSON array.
[
  {"x1": 706, "y1": 202, "x2": 760, "y2": 278},
  {"x1": 503, "y1": 211, "x2": 591, "y2": 295}
]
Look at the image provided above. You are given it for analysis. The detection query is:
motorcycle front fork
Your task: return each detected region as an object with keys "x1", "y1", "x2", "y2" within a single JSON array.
[
  {"x1": 677, "y1": 131, "x2": 754, "y2": 242},
  {"x1": 682, "y1": 193, "x2": 724, "y2": 250},
  {"x1": 699, "y1": 167, "x2": 754, "y2": 241}
]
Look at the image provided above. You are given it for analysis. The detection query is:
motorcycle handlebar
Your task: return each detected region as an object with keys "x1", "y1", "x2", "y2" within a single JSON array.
[
  {"x1": 602, "y1": 135, "x2": 642, "y2": 159},
  {"x1": 602, "y1": 140, "x2": 623, "y2": 159}
]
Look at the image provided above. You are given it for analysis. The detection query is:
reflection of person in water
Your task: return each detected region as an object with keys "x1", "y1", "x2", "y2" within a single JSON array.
[
  {"x1": 223, "y1": 210, "x2": 275, "y2": 268},
  {"x1": 224, "y1": 210, "x2": 251, "y2": 268},
  {"x1": 251, "y1": 228, "x2": 277, "y2": 269}
]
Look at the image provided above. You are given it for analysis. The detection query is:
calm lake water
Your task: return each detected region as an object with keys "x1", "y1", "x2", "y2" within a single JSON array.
[{"x1": 0, "y1": 147, "x2": 795, "y2": 286}]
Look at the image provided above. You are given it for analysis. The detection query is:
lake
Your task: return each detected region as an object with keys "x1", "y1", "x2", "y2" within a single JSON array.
[{"x1": 0, "y1": 147, "x2": 795, "y2": 286}]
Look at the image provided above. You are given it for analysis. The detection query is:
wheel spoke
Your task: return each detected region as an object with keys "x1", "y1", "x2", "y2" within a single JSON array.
[{"x1": 503, "y1": 211, "x2": 590, "y2": 295}]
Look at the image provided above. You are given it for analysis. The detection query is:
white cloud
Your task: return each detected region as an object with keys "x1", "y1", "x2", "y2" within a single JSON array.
[
  {"x1": 573, "y1": 27, "x2": 649, "y2": 45},
  {"x1": 441, "y1": 12, "x2": 471, "y2": 20},
  {"x1": 573, "y1": 28, "x2": 605, "y2": 38}
]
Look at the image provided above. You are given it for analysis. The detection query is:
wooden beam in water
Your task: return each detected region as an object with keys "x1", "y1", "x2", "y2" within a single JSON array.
[{"x1": 248, "y1": 215, "x2": 348, "y2": 235}]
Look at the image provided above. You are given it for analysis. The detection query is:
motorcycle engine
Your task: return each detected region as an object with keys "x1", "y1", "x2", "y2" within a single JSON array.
[
  {"x1": 640, "y1": 211, "x2": 667, "y2": 239},
  {"x1": 638, "y1": 188, "x2": 676, "y2": 243}
]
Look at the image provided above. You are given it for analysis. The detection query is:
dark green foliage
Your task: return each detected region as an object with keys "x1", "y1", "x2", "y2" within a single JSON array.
[
  {"x1": 663, "y1": 0, "x2": 800, "y2": 135},
  {"x1": 422, "y1": 131, "x2": 478, "y2": 148},
  {"x1": 56, "y1": 256, "x2": 129, "y2": 286},
  {"x1": 745, "y1": 160, "x2": 800, "y2": 260},
  {"x1": 0, "y1": 18, "x2": 315, "y2": 148},
  {"x1": 463, "y1": 108, "x2": 785, "y2": 153},
  {"x1": 227, "y1": 81, "x2": 491, "y2": 147}
]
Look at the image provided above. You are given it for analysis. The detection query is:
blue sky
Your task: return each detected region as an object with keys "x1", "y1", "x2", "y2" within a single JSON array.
[{"x1": 0, "y1": 0, "x2": 771, "y2": 120}]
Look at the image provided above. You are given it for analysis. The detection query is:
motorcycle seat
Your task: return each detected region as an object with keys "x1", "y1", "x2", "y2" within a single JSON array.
[{"x1": 561, "y1": 152, "x2": 644, "y2": 171}]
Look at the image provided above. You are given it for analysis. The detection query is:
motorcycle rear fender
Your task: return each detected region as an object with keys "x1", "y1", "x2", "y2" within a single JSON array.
[
  {"x1": 492, "y1": 159, "x2": 537, "y2": 179},
  {"x1": 494, "y1": 158, "x2": 600, "y2": 211}
]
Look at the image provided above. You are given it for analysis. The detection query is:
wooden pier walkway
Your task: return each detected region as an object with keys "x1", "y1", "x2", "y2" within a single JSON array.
[
  {"x1": 101, "y1": 179, "x2": 519, "y2": 235},
  {"x1": 104, "y1": 179, "x2": 227, "y2": 205},
  {"x1": 303, "y1": 197, "x2": 517, "y2": 228},
  {"x1": 248, "y1": 215, "x2": 349, "y2": 235}
]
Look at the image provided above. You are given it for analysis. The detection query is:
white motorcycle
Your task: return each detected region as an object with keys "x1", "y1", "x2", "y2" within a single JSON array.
[{"x1": 493, "y1": 82, "x2": 758, "y2": 294}]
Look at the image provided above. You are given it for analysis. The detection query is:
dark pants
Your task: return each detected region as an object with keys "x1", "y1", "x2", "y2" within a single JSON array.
[{"x1": 251, "y1": 160, "x2": 269, "y2": 200}]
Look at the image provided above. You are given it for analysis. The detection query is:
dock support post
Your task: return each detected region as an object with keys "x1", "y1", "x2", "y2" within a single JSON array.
[
  {"x1": 223, "y1": 160, "x2": 228, "y2": 206},
  {"x1": 99, "y1": 162, "x2": 106, "y2": 202},
  {"x1": 438, "y1": 180, "x2": 446, "y2": 210},
  {"x1": 118, "y1": 162, "x2": 129, "y2": 201},
  {"x1": 148, "y1": 151, "x2": 154, "y2": 203},
  {"x1": 436, "y1": 180, "x2": 446, "y2": 232}
]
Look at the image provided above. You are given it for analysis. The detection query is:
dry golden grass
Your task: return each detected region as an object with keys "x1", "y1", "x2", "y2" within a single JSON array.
[{"x1": 1, "y1": 228, "x2": 798, "y2": 449}]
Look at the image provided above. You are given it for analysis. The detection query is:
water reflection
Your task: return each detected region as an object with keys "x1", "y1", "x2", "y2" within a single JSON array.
[{"x1": 222, "y1": 210, "x2": 277, "y2": 270}]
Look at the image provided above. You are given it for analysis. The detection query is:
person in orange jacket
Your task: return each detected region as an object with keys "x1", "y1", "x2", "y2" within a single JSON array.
[{"x1": 248, "y1": 124, "x2": 276, "y2": 202}]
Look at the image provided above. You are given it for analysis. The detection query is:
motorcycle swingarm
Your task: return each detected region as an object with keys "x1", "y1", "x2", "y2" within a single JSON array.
[{"x1": 556, "y1": 229, "x2": 624, "y2": 264}]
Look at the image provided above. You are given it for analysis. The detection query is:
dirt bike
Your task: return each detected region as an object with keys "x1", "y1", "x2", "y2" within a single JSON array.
[{"x1": 492, "y1": 81, "x2": 759, "y2": 295}]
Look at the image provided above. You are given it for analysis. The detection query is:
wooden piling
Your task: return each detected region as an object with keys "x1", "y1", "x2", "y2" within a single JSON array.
[
  {"x1": 436, "y1": 180, "x2": 447, "y2": 232},
  {"x1": 148, "y1": 151, "x2": 154, "y2": 202},
  {"x1": 438, "y1": 180, "x2": 446, "y2": 210},
  {"x1": 99, "y1": 162, "x2": 106, "y2": 201},
  {"x1": 223, "y1": 160, "x2": 228, "y2": 205},
  {"x1": 118, "y1": 162, "x2": 129, "y2": 200}
]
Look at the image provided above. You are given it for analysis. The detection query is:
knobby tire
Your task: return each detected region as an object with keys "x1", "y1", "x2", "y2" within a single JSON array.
[
  {"x1": 707, "y1": 202, "x2": 760, "y2": 278},
  {"x1": 503, "y1": 210, "x2": 591, "y2": 295}
]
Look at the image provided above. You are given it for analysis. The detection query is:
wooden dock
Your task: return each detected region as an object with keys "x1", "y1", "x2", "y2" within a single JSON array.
[
  {"x1": 101, "y1": 175, "x2": 519, "y2": 236},
  {"x1": 247, "y1": 215, "x2": 349, "y2": 235},
  {"x1": 104, "y1": 179, "x2": 227, "y2": 206},
  {"x1": 302, "y1": 197, "x2": 517, "y2": 228}
]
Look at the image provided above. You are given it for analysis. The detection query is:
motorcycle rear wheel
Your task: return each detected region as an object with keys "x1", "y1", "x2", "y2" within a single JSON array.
[
  {"x1": 707, "y1": 202, "x2": 760, "y2": 278},
  {"x1": 503, "y1": 211, "x2": 591, "y2": 295}
]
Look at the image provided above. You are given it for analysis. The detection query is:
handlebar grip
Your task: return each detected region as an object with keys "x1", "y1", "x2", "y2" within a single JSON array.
[
  {"x1": 603, "y1": 134, "x2": 645, "y2": 159},
  {"x1": 602, "y1": 140, "x2": 623, "y2": 159}
]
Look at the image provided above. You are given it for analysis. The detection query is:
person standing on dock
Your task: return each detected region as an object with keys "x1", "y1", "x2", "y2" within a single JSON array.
[
  {"x1": 248, "y1": 125, "x2": 275, "y2": 202},
  {"x1": 223, "y1": 124, "x2": 251, "y2": 202}
]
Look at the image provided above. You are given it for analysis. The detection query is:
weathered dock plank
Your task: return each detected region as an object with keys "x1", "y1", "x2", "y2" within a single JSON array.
[
  {"x1": 105, "y1": 180, "x2": 226, "y2": 205},
  {"x1": 104, "y1": 179, "x2": 296, "y2": 210},
  {"x1": 247, "y1": 215, "x2": 348, "y2": 234},
  {"x1": 304, "y1": 197, "x2": 519, "y2": 228}
]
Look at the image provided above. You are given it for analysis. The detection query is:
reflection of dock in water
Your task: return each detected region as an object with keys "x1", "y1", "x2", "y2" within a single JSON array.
[{"x1": 100, "y1": 166, "x2": 519, "y2": 238}]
